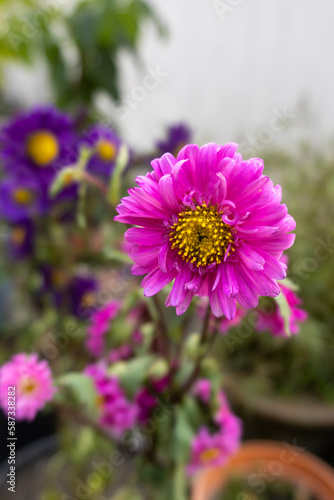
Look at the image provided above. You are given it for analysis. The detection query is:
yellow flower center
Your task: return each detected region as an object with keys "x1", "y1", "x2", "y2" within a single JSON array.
[
  {"x1": 51, "y1": 270, "x2": 67, "y2": 288},
  {"x1": 20, "y1": 377, "x2": 37, "y2": 395},
  {"x1": 96, "y1": 394, "x2": 105, "y2": 409},
  {"x1": 11, "y1": 227, "x2": 26, "y2": 245},
  {"x1": 12, "y1": 188, "x2": 33, "y2": 205},
  {"x1": 199, "y1": 447, "x2": 221, "y2": 464},
  {"x1": 27, "y1": 131, "x2": 59, "y2": 166},
  {"x1": 170, "y1": 203, "x2": 235, "y2": 267},
  {"x1": 81, "y1": 292, "x2": 96, "y2": 308},
  {"x1": 96, "y1": 140, "x2": 116, "y2": 161}
]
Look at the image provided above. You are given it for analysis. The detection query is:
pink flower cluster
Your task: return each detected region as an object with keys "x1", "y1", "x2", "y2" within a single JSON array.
[
  {"x1": 86, "y1": 300, "x2": 121, "y2": 357},
  {"x1": 257, "y1": 284, "x2": 308, "y2": 336},
  {"x1": 186, "y1": 392, "x2": 242, "y2": 475},
  {"x1": 85, "y1": 363, "x2": 138, "y2": 437},
  {"x1": 0, "y1": 353, "x2": 56, "y2": 421}
]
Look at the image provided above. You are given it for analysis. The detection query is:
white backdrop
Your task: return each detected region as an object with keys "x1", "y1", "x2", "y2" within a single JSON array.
[{"x1": 4, "y1": 0, "x2": 334, "y2": 152}]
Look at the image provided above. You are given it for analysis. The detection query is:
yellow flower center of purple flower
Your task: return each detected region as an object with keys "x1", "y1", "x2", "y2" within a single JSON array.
[
  {"x1": 12, "y1": 188, "x2": 33, "y2": 205},
  {"x1": 11, "y1": 227, "x2": 26, "y2": 245},
  {"x1": 27, "y1": 131, "x2": 59, "y2": 166},
  {"x1": 170, "y1": 203, "x2": 235, "y2": 267},
  {"x1": 20, "y1": 377, "x2": 38, "y2": 395},
  {"x1": 199, "y1": 447, "x2": 221, "y2": 464},
  {"x1": 96, "y1": 140, "x2": 116, "y2": 161},
  {"x1": 81, "y1": 292, "x2": 96, "y2": 308}
]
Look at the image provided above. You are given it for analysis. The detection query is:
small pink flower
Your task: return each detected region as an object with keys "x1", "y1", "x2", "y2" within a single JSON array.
[
  {"x1": 108, "y1": 345, "x2": 132, "y2": 363},
  {"x1": 192, "y1": 379, "x2": 212, "y2": 403},
  {"x1": 85, "y1": 362, "x2": 138, "y2": 437},
  {"x1": 187, "y1": 391, "x2": 242, "y2": 475},
  {"x1": 86, "y1": 300, "x2": 121, "y2": 357},
  {"x1": 256, "y1": 284, "x2": 308, "y2": 336},
  {"x1": 0, "y1": 353, "x2": 56, "y2": 421}
]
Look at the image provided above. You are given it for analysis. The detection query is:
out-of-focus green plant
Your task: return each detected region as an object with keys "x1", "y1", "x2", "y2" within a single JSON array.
[{"x1": 1, "y1": 0, "x2": 165, "y2": 106}]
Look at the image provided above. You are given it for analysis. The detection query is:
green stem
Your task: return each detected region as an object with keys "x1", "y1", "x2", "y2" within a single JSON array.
[{"x1": 151, "y1": 294, "x2": 170, "y2": 362}]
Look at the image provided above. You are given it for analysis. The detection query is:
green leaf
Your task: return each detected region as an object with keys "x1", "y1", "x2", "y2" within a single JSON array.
[
  {"x1": 110, "y1": 487, "x2": 143, "y2": 500},
  {"x1": 108, "y1": 144, "x2": 130, "y2": 206},
  {"x1": 274, "y1": 290, "x2": 292, "y2": 337},
  {"x1": 171, "y1": 462, "x2": 188, "y2": 500},
  {"x1": 109, "y1": 355, "x2": 156, "y2": 398},
  {"x1": 172, "y1": 406, "x2": 194, "y2": 463},
  {"x1": 56, "y1": 372, "x2": 97, "y2": 415}
]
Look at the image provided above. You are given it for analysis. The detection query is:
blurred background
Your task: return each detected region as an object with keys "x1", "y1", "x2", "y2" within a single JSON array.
[
  {"x1": 0, "y1": 0, "x2": 334, "y2": 497},
  {"x1": 2, "y1": 0, "x2": 334, "y2": 150}
]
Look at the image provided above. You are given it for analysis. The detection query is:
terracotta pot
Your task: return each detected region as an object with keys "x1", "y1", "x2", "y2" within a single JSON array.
[{"x1": 192, "y1": 440, "x2": 334, "y2": 500}]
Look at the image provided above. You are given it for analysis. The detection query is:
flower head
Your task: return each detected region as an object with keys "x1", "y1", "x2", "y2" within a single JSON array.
[
  {"x1": 156, "y1": 123, "x2": 192, "y2": 157},
  {"x1": 86, "y1": 300, "x2": 122, "y2": 357},
  {"x1": 83, "y1": 125, "x2": 122, "y2": 180},
  {"x1": 116, "y1": 143, "x2": 295, "y2": 318},
  {"x1": 0, "y1": 106, "x2": 78, "y2": 187},
  {"x1": 187, "y1": 391, "x2": 242, "y2": 475},
  {"x1": 69, "y1": 275, "x2": 98, "y2": 318},
  {"x1": 0, "y1": 174, "x2": 46, "y2": 222},
  {"x1": 0, "y1": 353, "x2": 56, "y2": 421},
  {"x1": 85, "y1": 363, "x2": 138, "y2": 437},
  {"x1": 192, "y1": 378, "x2": 212, "y2": 403},
  {"x1": 256, "y1": 284, "x2": 308, "y2": 336}
]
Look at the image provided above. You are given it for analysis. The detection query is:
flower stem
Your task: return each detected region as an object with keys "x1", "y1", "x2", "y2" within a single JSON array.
[
  {"x1": 81, "y1": 171, "x2": 109, "y2": 196},
  {"x1": 174, "y1": 305, "x2": 218, "y2": 400},
  {"x1": 151, "y1": 294, "x2": 170, "y2": 362}
]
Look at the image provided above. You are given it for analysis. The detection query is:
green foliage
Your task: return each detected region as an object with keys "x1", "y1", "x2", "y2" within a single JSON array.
[
  {"x1": 108, "y1": 354, "x2": 156, "y2": 398},
  {"x1": 56, "y1": 372, "x2": 98, "y2": 414},
  {"x1": 1, "y1": 0, "x2": 165, "y2": 105}
]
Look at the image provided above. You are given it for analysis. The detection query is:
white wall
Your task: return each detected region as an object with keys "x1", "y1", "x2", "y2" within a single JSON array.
[
  {"x1": 115, "y1": 0, "x2": 334, "y2": 152},
  {"x1": 5, "y1": 0, "x2": 334, "y2": 153}
]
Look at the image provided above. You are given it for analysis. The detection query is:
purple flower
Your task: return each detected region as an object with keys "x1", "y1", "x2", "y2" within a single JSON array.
[
  {"x1": 115, "y1": 143, "x2": 296, "y2": 319},
  {"x1": 0, "y1": 174, "x2": 46, "y2": 222},
  {"x1": 156, "y1": 123, "x2": 192, "y2": 157},
  {"x1": 40, "y1": 269, "x2": 98, "y2": 318},
  {"x1": 86, "y1": 300, "x2": 122, "y2": 357},
  {"x1": 256, "y1": 284, "x2": 308, "y2": 336},
  {"x1": 0, "y1": 353, "x2": 56, "y2": 421},
  {"x1": 0, "y1": 106, "x2": 78, "y2": 188},
  {"x1": 69, "y1": 275, "x2": 99, "y2": 319},
  {"x1": 82, "y1": 125, "x2": 122, "y2": 179},
  {"x1": 85, "y1": 363, "x2": 138, "y2": 437}
]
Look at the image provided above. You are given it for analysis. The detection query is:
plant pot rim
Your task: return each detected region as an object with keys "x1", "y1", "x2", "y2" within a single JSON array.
[
  {"x1": 223, "y1": 372, "x2": 334, "y2": 427},
  {"x1": 192, "y1": 440, "x2": 334, "y2": 500}
]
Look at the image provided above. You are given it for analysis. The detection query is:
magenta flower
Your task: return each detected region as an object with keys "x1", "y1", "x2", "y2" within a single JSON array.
[
  {"x1": 86, "y1": 301, "x2": 121, "y2": 357},
  {"x1": 256, "y1": 284, "x2": 308, "y2": 336},
  {"x1": 192, "y1": 378, "x2": 212, "y2": 403},
  {"x1": 187, "y1": 391, "x2": 242, "y2": 475},
  {"x1": 85, "y1": 363, "x2": 138, "y2": 437},
  {"x1": 115, "y1": 143, "x2": 295, "y2": 318},
  {"x1": 0, "y1": 353, "x2": 56, "y2": 421}
]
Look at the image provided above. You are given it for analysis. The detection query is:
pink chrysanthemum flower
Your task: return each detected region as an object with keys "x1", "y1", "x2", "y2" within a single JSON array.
[
  {"x1": 0, "y1": 353, "x2": 56, "y2": 421},
  {"x1": 256, "y1": 284, "x2": 308, "y2": 337},
  {"x1": 187, "y1": 391, "x2": 242, "y2": 475},
  {"x1": 86, "y1": 300, "x2": 121, "y2": 357},
  {"x1": 85, "y1": 363, "x2": 138, "y2": 437},
  {"x1": 115, "y1": 143, "x2": 295, "y2": 318}
]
